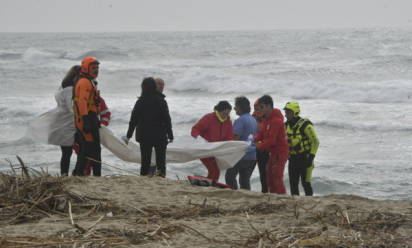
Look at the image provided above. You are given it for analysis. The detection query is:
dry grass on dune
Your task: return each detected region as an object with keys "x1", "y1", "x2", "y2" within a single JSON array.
[{"x1": 0, "y1": 158, "x2": 412, "y2": 247}]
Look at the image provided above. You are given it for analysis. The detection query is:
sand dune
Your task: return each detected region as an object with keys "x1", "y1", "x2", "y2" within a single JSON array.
[{"x1": 1, "y1": 175, "x2": 411, "y2": 247}]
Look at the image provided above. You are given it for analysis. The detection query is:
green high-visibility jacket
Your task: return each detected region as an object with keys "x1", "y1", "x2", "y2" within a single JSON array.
[{"x1": 285, "y1": 117, "x2": 319, "y2": 156}]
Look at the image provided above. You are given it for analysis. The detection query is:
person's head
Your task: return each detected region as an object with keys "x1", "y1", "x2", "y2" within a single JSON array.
[
  {"x1": 80, "y1": 56, "x2": 99, "y2": 79},
  {"x1": 234, "y1": 96, "x2": 251, "y2": 116},
  {"x1": 140, "y1": 77, "x2": 157, "y2": 97},
  {"x1": 154, "y1": 78, "x2": 165, "y2": 93},
  {"x1": 61, "y1": 65, "x2": 81, "y2": 88},
  {"x1": 283, "y1": 101, "x2": 300, "y2": 121},
  {"x1": 257, "y1": 95, "x2": 273, "y2": 116},
  {"x1": 252, "y1": 99, "x2": 264, "y2": 120},
  {"x1": 214, "y1": 100, "x2": 232, "y2": 119}
]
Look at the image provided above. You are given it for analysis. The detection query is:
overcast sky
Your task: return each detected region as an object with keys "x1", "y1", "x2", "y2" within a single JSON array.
[{"x1": 1, "y1": 0, "x2": 412, "y2": 32}]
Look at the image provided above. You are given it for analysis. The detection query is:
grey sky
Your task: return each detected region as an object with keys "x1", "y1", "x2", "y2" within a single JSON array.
[{"x1": 1, "y1": 0, "x2": 412, "y2": 32}]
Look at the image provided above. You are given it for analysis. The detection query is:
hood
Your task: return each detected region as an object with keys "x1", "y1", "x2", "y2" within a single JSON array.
[{"x1": 268, "y1": 108, "x2": 284, "y2": 122}]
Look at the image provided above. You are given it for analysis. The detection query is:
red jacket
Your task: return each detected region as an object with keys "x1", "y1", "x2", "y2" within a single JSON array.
[
  {"x1": 254, "y1": 109, "x2": 288, "y2": 153},
  {"x1": 191, "y1": 112, "x2": 234, "y2": 142},
  {"x1": 98, "y1": 96, "x2": 111, "y2": 126}
]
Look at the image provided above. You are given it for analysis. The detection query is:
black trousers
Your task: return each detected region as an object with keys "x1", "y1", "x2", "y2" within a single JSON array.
[
  {"x1": 73, "y1": 131, "x2": 101, "y2": 176},
  {"x1": 60, "y1": 146, "x2": 73, "y2": 175},
  {"x1": 225, "y1": 160, "x2": 256, "y2": 190},
  {"x1": 140, "y1": 141, "x2": 167, "y2": 177},
  {"x1": 256, "y1": 149, "x2": 269, "y2": 193},
  {"x1": 288, "y1": 154, "x2": 313, "y2": 196}
]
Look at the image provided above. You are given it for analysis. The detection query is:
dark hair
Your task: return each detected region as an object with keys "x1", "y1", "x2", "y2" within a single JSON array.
[
  {"x1": 61, "y1": 65, "x2": 80, "y2": 88},
  {"x1": 235, "y1": 96, "x2": 251, "y2": 114},
  {"x1": 258, "y1": 95, "x2": 273, "y2": 108},
  {"x1": 140, "y1": 77, "x2": 157, "y2": 97},
  {"x1": 214, "y1": 100, "x2": 232, "y2": 112}
]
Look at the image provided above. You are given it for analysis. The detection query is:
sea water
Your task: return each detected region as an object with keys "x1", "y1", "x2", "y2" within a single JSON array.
[{"x1": 0, "y1": 29, "x2": 411, "y2": 200}]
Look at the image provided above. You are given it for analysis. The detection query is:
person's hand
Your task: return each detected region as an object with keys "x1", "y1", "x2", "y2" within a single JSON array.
[
  {"x1": 82, "y1": 115, "x2": 91, "y2": 133},
  {"x1": 121, "y1": 136, "x2": 130, "y2": 145},
  {"x1": 247, "y1": 135, "x2": 255, "y2": 145},
  {"x1": 168, "y1": 134, "x2": 174, "y2": 143}
]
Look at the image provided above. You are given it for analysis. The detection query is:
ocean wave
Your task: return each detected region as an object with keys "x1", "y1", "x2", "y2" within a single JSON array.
[
  {"x1": 277, "y1": 79, "x2": 412, "y2": 103},
  {"x1": 0, "y1": 136, "x2": 35, "y2": 149},
  {"x1": 22, "y1": 47, "x2": 67, "y2": 62},
  {"x1": 152, "y1": 57, "x2": 279, "y2": 70},
  {"x1": 169, "y1": 69, "x2": 412, "y2": 103},
  {"x1": 0, "y1": 51, "x2": 21, "y2": 61},
  {"x1": 70, "y1": 47, "x2": 129, "y2": 61},
  {"x1": 317, "y1": 46, "x2": 337, "y2": 50},
  {"x1": 0, "y1": 98, "x2": 55, "y2": 125},
  {"x1": 370, "y1": 54, "x2": 412, "y2": 66},
  {"x1": 0, "y1": 108, "x2": 36, "y2": 124},
  {"x1": 316, "y1": 120, "x2": 412, "y2": 132},
  {"x1": 111, "y1": 110, "x2": 199, "y2": 126},
  {"x1": 11, "y1": 47, "x2": 129, "y2": 65},
  {"x1": 173, "y1": 118, "x2": 199, "y2": 125},
  {"x1": 311, "y1": 177, "x2": 356, "y2": 195},
  {"x1": 169, "y1": 70, "x2": 269, "y2": 94},
  {"x1": 230, "y1": 58, "x2": 279, "y2": 68}
]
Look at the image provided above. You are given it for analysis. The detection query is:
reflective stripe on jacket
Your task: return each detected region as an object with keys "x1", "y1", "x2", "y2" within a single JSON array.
[{"x1": 285, "y1": 117, "x2": 319, "y2": 155}]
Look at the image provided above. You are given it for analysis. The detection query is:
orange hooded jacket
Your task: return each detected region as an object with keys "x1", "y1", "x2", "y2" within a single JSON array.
[{"x1": 73, "y1": 77, "x2": 99, "y2": 142}]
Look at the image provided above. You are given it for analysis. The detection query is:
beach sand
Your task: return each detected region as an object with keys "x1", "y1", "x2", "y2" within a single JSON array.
[{"x1": 1, "y1": 175, "x2": 411, "y2": 247}]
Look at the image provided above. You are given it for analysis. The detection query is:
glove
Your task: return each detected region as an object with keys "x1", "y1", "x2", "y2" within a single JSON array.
[
  {"x1": 192, "y1": 135, "x2": 198, "y2": 140},
  {"x1": 121, "y1": 136, "x2": 130, "y2": 145},
  {"x1": 82, "y1": 115, "x2": 91, "y2": 133},
  {"x1": 168, "y1": 133, "x2": 174, "y2": 143},
  {"x1": 306, "y1": 153, "x2": 315, "y2": 167},
  {"x1": 246, "y1": 145, "x2": 256, "y2": 153},
  {"x1": 247, "y1": 135, "x2": 255, "y2": 145}
]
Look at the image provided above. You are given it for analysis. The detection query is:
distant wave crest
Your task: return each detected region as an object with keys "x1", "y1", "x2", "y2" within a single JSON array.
[
  {"x1": 22, "y1": 47, "x2": 67, "y2": 62},
  {"x1": 0, "y1": 51, "x2": 21, "y2": 61},
  {"x1": 316, "y1": 120, "x2": 412, "y2": 132},
  {"x1": 13, "y1": 47, "x2": 128, "y2": 64},
  {"x1": 170, "y1": 71, "x2": 412, "y2": 103},
  {"x1": 71, "y1": 47, "x2": 129, "y2": 60}
]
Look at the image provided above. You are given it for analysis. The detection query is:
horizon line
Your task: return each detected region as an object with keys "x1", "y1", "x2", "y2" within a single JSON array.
[{"x1": 1, "y1": 25, "x2": 412, "y2": 33}]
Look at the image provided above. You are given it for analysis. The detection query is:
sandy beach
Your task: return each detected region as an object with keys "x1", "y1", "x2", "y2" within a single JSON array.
[{"x1": 1, "y1": 174, "x2": 411, "y2": 248}]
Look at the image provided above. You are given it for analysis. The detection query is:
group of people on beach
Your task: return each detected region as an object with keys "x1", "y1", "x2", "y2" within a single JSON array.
[
  {"x1": 51, "y1": 56, "x2": 319, "y2": 196},
  {"x1": 191, "y1": 94, "x2": 319, "y2": 196}
]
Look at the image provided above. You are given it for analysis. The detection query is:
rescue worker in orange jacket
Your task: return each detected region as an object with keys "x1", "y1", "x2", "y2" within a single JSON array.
[
  {"x1": 254, "y1": 95, "x2": 289, "y2": 194},
  {"x1": 72, "y1": 56, "x2": 102, "y2": 176}
]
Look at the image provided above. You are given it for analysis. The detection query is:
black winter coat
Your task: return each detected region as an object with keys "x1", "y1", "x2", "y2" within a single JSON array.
[{"x1": 126, "y1": 92, "x2": 173, "y2": 143}]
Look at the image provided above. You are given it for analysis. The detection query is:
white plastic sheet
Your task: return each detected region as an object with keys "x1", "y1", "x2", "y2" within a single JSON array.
[
  {"x1": 26, "y1": 87, "x2": 75, "y2": 146},
  {"x1": 100, "y1": 127, "x2": 248, "y2": 169},
  {"x1": 26, "y1": 103, "x2": 249, "y2": 169}
]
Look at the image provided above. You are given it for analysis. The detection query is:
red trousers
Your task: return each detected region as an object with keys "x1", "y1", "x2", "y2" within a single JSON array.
[
  {"x1": 266, "y1": 151, "x2": 288, "y2": 194},
  {"x1": 200, "y1": 157, "x2": 220, "y2": 180}
]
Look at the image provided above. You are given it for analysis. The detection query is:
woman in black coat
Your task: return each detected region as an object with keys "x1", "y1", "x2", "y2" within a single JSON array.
[{"x1": 125, "y1": 77, "x2": 173, "y2": 177}]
